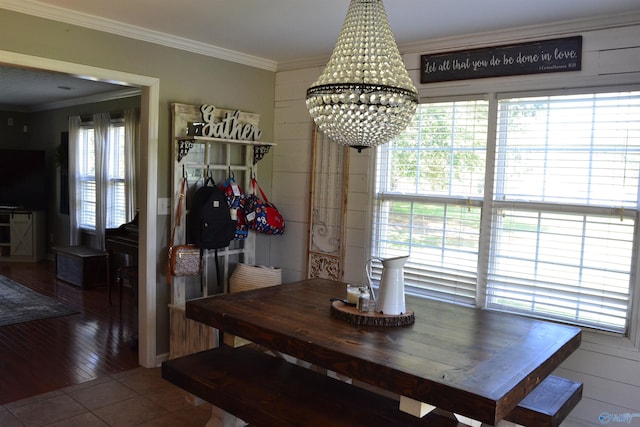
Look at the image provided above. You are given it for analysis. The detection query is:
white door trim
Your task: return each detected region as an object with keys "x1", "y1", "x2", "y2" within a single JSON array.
[{"x1": 0, "y1": 49, "x2": 160, "y2": 367}]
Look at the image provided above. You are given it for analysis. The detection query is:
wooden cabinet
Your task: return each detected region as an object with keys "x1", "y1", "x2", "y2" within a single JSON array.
[
  {"x1": 0, "y1": 210, "x2": 45, "y2": 262},
  {"x1": 0, "y1": 211, "x2": 10, "y2": 258}
]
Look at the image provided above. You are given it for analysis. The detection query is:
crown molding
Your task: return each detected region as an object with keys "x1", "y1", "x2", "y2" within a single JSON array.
[
  {"x1": 279, "y1": 11, "x2": 640, "y2": 71},
  {"x1": 399, "y1": 11, "x2": 640, "y2": 56},
  {"x1": 0, "y1": 103, "x2": 28, "y2": 112},
  {"x1": 30, "y1": 88, "x2": 142, "y2": 112},
  {"x1": 2, "y1": 1, "x2": 638, "y2": 73},
  {"x1": 0, "y1": 0, "x2": 278, "y2": 72}
]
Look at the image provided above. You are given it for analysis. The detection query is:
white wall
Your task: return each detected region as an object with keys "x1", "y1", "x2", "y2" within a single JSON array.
[{"x1": 272, "y1": 15, "x2": 640, "y2": 427}]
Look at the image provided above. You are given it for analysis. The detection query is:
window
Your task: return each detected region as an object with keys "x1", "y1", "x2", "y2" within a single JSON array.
[
  {"x1": 77, "y1": 120, "x2": 127, "y2": 230},
  {"x1": 488, "y1": 92, "x2": 640, "y2": 333},
  {"x1": 373, "y1": 100, "x2": 488, "y2": 306},
  {"x1": 373, "y1": 90, "x2": 640, "y2": 335},
  {"x1": 78, "y1": 126, "x2": 96, "y2": 229}
]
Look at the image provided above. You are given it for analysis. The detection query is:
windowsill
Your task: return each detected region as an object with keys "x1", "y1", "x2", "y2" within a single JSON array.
[{"x1": 579, "y1": 328, "x2": 640, "y2": 360}]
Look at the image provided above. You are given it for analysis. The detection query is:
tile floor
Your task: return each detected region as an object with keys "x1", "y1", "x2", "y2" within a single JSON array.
[{"x1": 0, "y1": 367, "x2": 220, "y2": 426}]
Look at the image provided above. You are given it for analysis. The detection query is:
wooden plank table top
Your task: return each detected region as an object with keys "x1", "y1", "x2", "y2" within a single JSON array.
[{"x1": 186, "y1": 278, "x2": 581, "y2": 425}]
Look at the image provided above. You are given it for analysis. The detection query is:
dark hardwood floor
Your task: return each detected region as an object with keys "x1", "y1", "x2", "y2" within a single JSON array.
[{"x1": 0, "y1": 260, "x2": 139, "y2": 404}]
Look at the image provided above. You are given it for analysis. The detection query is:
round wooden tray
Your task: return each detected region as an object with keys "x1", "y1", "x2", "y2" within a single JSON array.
[{"x1": 330, "y1": 300, "x2": 415, "y2": 327}]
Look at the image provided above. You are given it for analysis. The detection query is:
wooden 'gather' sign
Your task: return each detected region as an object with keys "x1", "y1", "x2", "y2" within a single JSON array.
[{"x1": 420, "y1": 36, "x2": 582, "y2": 83}]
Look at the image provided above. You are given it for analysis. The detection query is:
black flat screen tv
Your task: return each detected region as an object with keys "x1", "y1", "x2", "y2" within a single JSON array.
[{"x1": 0, "y1": 149, "x2": 47, "y2": 210}]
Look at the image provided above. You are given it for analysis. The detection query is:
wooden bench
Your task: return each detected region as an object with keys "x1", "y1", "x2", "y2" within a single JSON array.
[
  {"x1": 53, "y1": 245, "x2": 108, "y2": 289},
  {"x1": 161, "y1": 346, "x2": 581, "y2": 427},
  {"x1": 505, "y1": 375, "x2": 583, "y2": 427},
  {"x1": 162, "y1": 346, "x2": 465, "y2": 427}
]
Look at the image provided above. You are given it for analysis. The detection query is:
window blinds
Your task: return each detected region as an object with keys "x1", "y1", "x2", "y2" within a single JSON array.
[
  {"x1": 78, "y1": 123, "x2": 128, "y2": 230},
  {"x1": 486, "y1": 92, "x2": 640, "y2": 333},
  {"x1": 373, "y1": 101, "x2": 489, "y2": 306}
]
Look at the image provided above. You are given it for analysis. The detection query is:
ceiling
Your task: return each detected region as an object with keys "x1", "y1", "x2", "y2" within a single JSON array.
[
  {"x1": 0, "y1": 66, "x2": 137, "y2": 111},
  {"x1": 1, "y1": 0, "x2": 639, "y2": 110}
]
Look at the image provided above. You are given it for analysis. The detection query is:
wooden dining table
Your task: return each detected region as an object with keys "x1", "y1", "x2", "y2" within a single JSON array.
[{"x1": 186, "y1": 278, "x2": 582, "y2": 426}]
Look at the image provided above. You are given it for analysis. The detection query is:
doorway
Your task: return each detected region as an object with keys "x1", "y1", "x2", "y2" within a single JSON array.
[{"x1": 0, "y1": 49, "x2": 160, "y2": 368}]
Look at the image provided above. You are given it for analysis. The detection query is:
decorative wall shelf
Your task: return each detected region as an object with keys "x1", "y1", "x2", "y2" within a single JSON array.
[{"x1": 176, "y1": 136, "x2": 275, "y2": 163}]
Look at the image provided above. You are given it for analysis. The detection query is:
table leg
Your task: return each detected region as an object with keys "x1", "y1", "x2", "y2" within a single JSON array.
[
  {"x1": 204, "y1": 406, "x2": 221, "y2": 427},
  {"x1": 453, "y1": 412, "x2": 520, "y2": 427},
  {"x1": 203, "y1": 403, "x2": 248, "y2": 427},
  {"x1": 399, "y1": 395, "x2": 436, "y2": 417},
  {"x1": 454, "y1": 413, "x2": 482, "y2": 427},
  {"x1": 107, "y1": 250, "x2": 115, "y2": 304},
  {"x1": 399, "y1": 398, "x2": 511, "y2": 427},
  {"x1": 220, "y1": 411, "x2": 248, "y2": 427}
]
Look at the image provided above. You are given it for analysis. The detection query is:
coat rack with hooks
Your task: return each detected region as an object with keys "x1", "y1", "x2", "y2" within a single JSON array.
[{"x1": 169, "y1": 102, "x2": 275, "y2": 360}]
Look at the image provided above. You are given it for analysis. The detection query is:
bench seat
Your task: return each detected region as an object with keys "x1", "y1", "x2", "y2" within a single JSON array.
[
  {"x1": 505, "y1": 375, "x2": 583, "y2": 427},
  {"x1": 162, "y1": 345, "x2": 465, "y2": 427},
  {"x1": 162, "y1": 345, "x2": 581, "y2": 427}
]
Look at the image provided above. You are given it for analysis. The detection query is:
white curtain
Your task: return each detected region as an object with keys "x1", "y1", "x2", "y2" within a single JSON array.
[
  {"x1": 124, "y1": 108, "x2": 138, "y2": 221},
  {"x1": 93, "y1": 112, "x2": 111, "y2": 250},
  {"x1": 68, "y1": 116, "x2": 82, "y2": 246},
  {"x1": 68, "y1": 110, "x2": 138, "y2": 250}
]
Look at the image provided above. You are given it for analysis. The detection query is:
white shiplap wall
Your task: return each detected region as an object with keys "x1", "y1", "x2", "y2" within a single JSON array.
[{"x1": 272, "y1": 16, "x2": 640, "y2": 427}]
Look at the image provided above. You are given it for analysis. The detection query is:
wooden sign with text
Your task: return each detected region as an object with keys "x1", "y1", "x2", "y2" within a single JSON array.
[{"x1": 420, "y1": 36, "x2": 582, "y2": 83}]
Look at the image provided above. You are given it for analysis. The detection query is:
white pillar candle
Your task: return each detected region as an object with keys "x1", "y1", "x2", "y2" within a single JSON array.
[{"x1": 346, "y1": 286, "x2": 360, "y2": 305}]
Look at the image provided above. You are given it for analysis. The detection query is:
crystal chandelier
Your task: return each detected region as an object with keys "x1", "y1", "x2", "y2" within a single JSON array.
[{"x1": 306, "y1": 0, "x2": 418, "y2": 152}]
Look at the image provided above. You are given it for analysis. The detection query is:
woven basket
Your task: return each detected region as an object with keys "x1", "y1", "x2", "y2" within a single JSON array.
[{"x1": 229, "y1": 263, "x2": 282, "y2": 293}]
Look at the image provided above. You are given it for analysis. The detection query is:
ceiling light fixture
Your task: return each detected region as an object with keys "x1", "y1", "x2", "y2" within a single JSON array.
[{"x1": 305, "y1": 0, "x2": 419, "y2": 152}]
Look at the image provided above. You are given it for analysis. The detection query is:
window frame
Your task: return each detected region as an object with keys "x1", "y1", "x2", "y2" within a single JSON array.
[
  {"x1": 371, "y1": 85, "x2": 640, "y2": 346},
  {"x1": 77, "y1": 125, "x2": 96, "y2": 231},
  {"x1": 77, "y1": 118, "x2": 127, "y2": 231},
  {"x1": 372, "y1": 98, "x2": 490, "y2": 307}
]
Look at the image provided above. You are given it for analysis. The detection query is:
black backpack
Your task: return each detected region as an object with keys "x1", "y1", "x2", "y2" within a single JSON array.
[{"x1": 188, "y1": 177, "x2": 235, "y2": 250}]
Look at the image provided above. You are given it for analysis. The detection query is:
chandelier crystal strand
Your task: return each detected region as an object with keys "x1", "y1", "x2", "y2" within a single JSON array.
[{"x1": 306, "y1": 0, "x2": 418, "y2": 152}]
